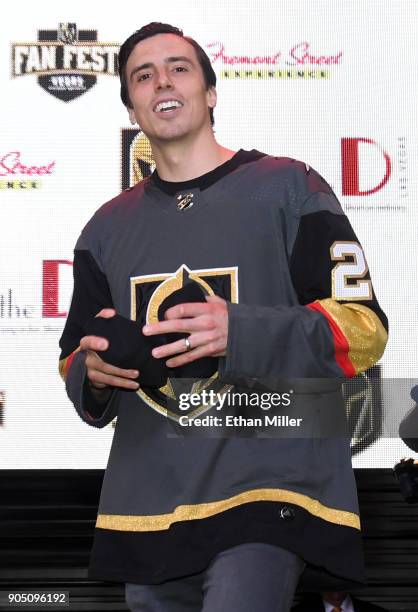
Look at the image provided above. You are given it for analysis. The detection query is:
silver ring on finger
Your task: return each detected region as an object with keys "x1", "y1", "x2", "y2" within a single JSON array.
[{"x1": 184, "y1": 337, "x2": 192, "y2": 352}]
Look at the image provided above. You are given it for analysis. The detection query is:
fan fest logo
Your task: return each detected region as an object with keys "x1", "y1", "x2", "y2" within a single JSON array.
[{"x1": 11, "y1": 23, "x2": 119, "y2": 101}]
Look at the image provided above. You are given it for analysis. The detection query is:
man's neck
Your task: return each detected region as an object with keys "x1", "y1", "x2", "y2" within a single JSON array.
[{"x1": 151, "y1": 131, "x2": 235, "y2": 182}]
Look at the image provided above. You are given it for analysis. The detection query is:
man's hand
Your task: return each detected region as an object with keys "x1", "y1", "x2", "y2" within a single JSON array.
[
  {"x1": 142, "y1": 295, "x2": 228, "y2": 368},
  {"x1": 80, "y1": 308, "x2": 139, "y2": 390}
]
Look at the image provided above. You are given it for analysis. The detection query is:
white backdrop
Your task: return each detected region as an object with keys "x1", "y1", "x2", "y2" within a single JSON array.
[{"x1": 0, "y1": 0, "x2": 417, "y2": 468}]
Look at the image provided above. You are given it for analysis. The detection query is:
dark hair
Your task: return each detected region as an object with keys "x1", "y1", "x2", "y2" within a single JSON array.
[{"x1": 118, "y1": 22, "x2": 216, "y2": 126}]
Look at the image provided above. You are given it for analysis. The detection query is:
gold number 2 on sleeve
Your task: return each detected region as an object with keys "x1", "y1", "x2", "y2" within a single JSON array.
[{"x1": 330, "y1": 241, "x2": 372, "y2": 301}]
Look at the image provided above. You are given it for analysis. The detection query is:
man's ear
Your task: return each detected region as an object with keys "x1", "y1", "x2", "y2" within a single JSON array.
[
  {"x1": 128, "y1": 107, "x2": 137, "y2": 125},
  {"x1": 207, "y1": 86, "x2": 217, "y2": 110}
]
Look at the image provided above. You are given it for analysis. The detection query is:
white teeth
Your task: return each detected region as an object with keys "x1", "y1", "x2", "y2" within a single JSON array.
[{"x1": 154, "y1": 100, "x2": 183, "y2": 112}]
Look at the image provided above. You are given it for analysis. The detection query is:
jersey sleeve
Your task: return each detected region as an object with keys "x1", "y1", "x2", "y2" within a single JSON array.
[
  {"x1": 59, "y1": 239, "x2": 120, "y2": 428},
  {"x1": 219, "y1": 165, "x2": 388, "y2": 385},
  {"x1": 289, "y1": 190, "x2": 388, "y2": 377}
]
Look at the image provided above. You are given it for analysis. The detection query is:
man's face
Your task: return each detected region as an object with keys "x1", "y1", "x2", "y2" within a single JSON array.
[{"x1": 125, "y1": 33, "x2": 216, "y2": 144}]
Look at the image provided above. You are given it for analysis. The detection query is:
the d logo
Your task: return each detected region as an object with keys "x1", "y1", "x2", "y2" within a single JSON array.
[{"x1": 341, "y1": 137, "x2": 391, "y2": 196}]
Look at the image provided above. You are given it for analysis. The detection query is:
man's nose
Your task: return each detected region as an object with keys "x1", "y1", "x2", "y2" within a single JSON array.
[{"x1": 155, "y1": 68, "x2": 173, "y2": 90}]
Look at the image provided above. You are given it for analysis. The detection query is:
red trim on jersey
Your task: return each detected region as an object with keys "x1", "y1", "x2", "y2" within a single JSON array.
[
  {"x1": 64, "y1": 351, "x2": 77, "y2": 378},
  {"x1": 307, "y1": 301, "x2": 356, "y2": 378}
]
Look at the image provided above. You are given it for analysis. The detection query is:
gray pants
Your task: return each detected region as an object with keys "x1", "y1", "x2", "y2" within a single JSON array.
[{"x1": 125, "y1": 543, "x2": 305, "y2": 611}]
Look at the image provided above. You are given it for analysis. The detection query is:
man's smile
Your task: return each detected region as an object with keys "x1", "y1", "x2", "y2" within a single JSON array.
[{"x1": 153, "y1": 99, "x2": 184, "y2": 114}]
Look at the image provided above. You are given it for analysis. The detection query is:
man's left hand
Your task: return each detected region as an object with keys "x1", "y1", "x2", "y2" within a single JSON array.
[{"x1": 142, "y1": 295, "x2": 228, "y2": 367}]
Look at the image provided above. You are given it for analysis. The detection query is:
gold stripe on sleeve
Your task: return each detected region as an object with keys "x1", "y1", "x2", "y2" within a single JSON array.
[{"x1": 316, "y1": 300, "x2": 388, "y2": 374}]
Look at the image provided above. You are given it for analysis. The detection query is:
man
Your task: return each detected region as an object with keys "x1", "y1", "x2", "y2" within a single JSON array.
[
  {"x1": 399, "y1": 385, "x2": 418, "y2": 451},
  {"x1": 292, "y1": 591, "x2": 389, "y2": 611},
  {"x1": 59, "y1": 22, "x2": 388, "y2": 611}
]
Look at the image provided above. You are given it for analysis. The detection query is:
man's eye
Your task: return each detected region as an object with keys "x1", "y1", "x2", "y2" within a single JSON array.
[
  {"x1": 174, "y1": 66, "x2": 187, "y2": 72},
  {"x1": 137, "y1": 73, "x2": 151, "y2": 82}
]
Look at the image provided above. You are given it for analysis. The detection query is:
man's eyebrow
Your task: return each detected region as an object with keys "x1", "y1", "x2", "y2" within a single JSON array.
[
  {"x1": 165, "y1": 56, "x2": 194, "y2": 65},
  {"x1": 129, "y1": 56, "x2": 194, "y2": 82}
]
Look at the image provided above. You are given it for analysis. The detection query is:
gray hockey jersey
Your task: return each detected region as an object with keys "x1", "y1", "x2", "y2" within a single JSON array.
[{"x1": 59, "y1": 150, "x2": 388, "y2": 587}]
